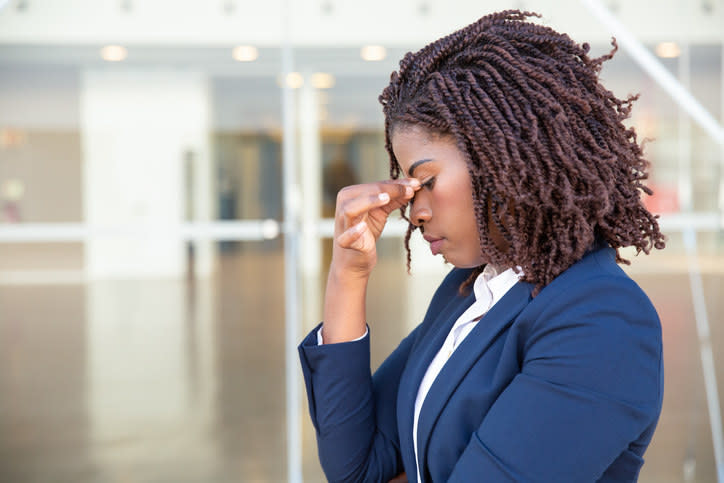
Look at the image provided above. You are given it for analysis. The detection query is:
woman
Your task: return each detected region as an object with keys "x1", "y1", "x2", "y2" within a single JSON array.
[{"x1": 299, "y1": 10, "x2": 666, "y2": 482}]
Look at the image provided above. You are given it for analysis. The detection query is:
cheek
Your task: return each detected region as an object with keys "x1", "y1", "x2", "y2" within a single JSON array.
[
  {"x1": 445, "y1": 179, "x2": 476, "y2": 219},
  {"x1": 435, "y1": 174, "x2": 472, "y2": 206},
  {"x1": 436, "y1": 184, "x2": 478, "y2": 234}
]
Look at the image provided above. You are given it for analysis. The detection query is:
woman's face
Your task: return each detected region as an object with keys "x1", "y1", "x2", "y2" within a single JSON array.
[{"x1": 391, "y1": 126, "x2": 487, "y2": 268}]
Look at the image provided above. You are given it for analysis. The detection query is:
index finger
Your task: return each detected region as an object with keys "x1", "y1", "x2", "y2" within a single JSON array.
[
  {"x1": 377, "y1": 178, "x2": 421, "y2": 200},
  {"x1": 335, "y1": 178, "x2": 419, "y2": 202}
]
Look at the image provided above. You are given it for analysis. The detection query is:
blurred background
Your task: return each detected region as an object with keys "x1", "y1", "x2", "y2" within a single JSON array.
[{"x1": 0, "y1": 0, "x2": 722, "y2": 482}]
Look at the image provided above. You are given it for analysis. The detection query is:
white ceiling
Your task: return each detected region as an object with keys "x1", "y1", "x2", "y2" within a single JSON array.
[{"x1": 0, "y1": 0, "x2": 721, "y2": 131}]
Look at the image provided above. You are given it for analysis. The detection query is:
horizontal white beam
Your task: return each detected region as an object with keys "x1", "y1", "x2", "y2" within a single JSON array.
[
  {"x1": 314, "y1": 218, "x2": 409, "y2": 239},
  {"x1": 0, "y1": 213, "x2": 720, "y2": 243},
  {"x1": 0, "y1": 220, "x2": 281, "y2": 242},
  {"x1": 656, "y1": 212, "x2": 724, "y2": 232}
]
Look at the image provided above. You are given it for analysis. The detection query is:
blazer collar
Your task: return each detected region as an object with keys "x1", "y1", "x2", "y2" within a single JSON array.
[
  {"x1": 397, "y1": 284, "x2": 475, "y2": 481},
  {"x1": 399, "y1": 280, "x2": 533, "y2": 481}
]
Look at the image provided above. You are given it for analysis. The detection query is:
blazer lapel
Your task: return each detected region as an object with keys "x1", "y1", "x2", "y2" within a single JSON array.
[
  {"x1": 415, "y1": 281, "x2": 534, "y2": 478},
  {"x1": 396, "y1": 288, "x2": 475, "y2": 481}
]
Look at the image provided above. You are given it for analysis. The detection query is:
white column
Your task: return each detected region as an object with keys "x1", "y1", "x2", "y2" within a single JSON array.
[
  {"x1": 81, "y1": 69, "x2": 212, "y2": 279},
  {"x1": 281, "y1": 6, "x2": 303, "y2": 479},
  {"x1": 677, "y1": 42, "x2": 693, "y2": 212},
  {"x1": 189, "y1": 142, "x2": 216, "y2": 278},
  {"x1": 299, "y1": 74, "x2": 323, "y2": 331},
  {"x1": 720, "y1": 32, "x2": 724, "y2": 223}
]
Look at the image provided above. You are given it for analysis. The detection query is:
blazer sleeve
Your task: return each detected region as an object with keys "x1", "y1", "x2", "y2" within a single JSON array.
[
  {"x1": 298, "y1": 323, "x2": 420, "y2": 483},
  {"x1": 447, "y1": 274, "x2": 664, "y2": 482}
]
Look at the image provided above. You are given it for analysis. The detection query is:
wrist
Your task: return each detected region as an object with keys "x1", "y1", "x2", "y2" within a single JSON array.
[{"x1": 328, "y1": 260, "x2": 373, "y2": 287}]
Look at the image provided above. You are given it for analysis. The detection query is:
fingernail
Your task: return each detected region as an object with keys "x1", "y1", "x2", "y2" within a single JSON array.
[
  {"x1": 354, "y1": 221, "x2": 367, "y2": 233},
  {"x1": 408, "y1": 178, "x2": 421, "y2": 188},
  {"x1": 405, "y1": 186, "x2": 414, "y2": 197},
  {"x1": 379, "y1": 192, "x2": 390, "y2": 202}
]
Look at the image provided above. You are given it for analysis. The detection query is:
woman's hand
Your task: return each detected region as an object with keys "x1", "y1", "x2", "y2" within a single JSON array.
[
  {"x1": 322, "y1": 178, "x2": 419, "y2": 344},
  {"x1": 331, "y1": 179, "x2": 420, "y2": 278}
]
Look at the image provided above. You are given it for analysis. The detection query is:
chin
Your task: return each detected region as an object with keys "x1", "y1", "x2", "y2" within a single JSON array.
[{"x1": 442, "y1": 254, "x2": 483, "y2": 269}]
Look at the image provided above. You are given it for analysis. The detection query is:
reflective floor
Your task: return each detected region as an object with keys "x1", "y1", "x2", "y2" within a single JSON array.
[{"x1": 0, "y1": 240, "x2": 722, "y2": 482}]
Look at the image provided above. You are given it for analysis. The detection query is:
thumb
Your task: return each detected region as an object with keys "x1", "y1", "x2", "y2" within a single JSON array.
[{"x1": 336, "y1": 221, "x2": 369, "y2": 251}]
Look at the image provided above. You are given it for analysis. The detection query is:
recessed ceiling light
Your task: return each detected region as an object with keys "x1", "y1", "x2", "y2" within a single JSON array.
[
  {"x1": 100, "y1": 45, "x2": 128, "y2": 62},
  {"x1": 361, "y1": 45, "x2": 387, "y2": 62},
  {"x1": 1, "y1": 178, "x2": 25, "y2": 201},
  {"x1": 278, "y1": 72, "x2": 304, "y2": 89},
  {"x1": 311, "y1": 72, "x2": 335, "y2": 89},
  {"x1": 655, "y1": 42, "x2": 681, "y2": 59},
  {"x1": 232, "y1": 45, "x2": 258, "y2": 62}
]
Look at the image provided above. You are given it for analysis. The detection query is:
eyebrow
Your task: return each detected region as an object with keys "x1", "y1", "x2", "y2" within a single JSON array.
[{"x1": 407, "y1": 158, "x2": 433, "y2": 178}]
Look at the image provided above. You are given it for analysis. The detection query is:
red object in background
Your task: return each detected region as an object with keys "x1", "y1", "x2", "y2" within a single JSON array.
[
  {"x1": 642, "y1": 183, "x2": 679, "y2": 214},
  {"x1": 2, "y1": 201, "x2": 21, "y2": 223}
]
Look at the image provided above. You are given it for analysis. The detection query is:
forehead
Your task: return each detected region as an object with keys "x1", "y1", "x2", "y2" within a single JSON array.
[
  {"x1": 391, "y1": 124, "x2": 446, "y2": 145},
  {"x1": 391, "y1": 126, "x2": 459, "y2": 172}
]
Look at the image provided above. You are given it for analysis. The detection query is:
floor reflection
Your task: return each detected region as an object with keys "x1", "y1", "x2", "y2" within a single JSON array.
[{"x1": 0, "y1": 246, "x2": 722, "y2": 482}]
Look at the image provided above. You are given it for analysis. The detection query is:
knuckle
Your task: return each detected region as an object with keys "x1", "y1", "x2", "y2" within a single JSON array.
[
  {"x1": 336, "y1": 188, "x2": 350, "y2": 204},
  {"x1": 339, "y1": 201, "x2": 351, "y2": 215}
]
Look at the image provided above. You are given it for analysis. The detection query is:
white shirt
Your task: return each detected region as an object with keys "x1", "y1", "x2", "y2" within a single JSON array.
[
  {"x1": 413, "y1": 265, "x2": 520, "y2": 483},
  {"x1": 317, "y1": 265, "x2": 521, "y2": 482}
]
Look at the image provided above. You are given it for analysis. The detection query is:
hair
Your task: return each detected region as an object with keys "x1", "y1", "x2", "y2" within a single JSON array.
[{"x1": 379, "y1": 9, "x2": 665, "y2": 295}]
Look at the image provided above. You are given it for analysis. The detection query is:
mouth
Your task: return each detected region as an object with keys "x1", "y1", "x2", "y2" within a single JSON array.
[{"x1": 423, "y1": 235, "x2": 444, "y2": 256}]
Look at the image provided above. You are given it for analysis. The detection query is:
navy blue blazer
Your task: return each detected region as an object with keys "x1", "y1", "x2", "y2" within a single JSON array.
[{"x1": 299, "y1": 244, "x2": 663, "y2": 482}]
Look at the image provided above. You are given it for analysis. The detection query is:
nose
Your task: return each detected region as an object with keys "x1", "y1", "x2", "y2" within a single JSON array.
[{"x1": 409, "y1": 195, "x2": 431, "y2": 227}]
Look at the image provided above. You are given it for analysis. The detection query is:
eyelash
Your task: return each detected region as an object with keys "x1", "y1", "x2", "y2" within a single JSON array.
[
  {"x1": 408, "y1": 177, "x2": 435, "y2": 209},
  {"x1": 421, "y1": 177, "x2": 435, "y2": 190}
]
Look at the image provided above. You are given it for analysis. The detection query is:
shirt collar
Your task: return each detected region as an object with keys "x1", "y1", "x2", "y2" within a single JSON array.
[{"x1": 473, "y1": 264, "x2": 522, "y2": 310}]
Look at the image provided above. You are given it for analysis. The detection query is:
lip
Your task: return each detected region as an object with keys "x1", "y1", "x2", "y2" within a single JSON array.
[{"x1": 423, "y1": 235, "x2": 445, "y2": 256}]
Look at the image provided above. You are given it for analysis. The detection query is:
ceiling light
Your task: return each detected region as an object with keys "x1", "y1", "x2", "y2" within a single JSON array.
[
  {"x1": 100, "y1": 45, "x2": 128, "y2": 62},
  {"x1": 278, "y1": 72, "x2": 304, "y2": 89},
  {"x1": 1, "y1": 179, "x2": 25, "y2": 201},
  {"x1": 311, "y1": 72, "x2": 335, "y2": 89},
  {"x1": 361, "y1": 45, "x2": 387, "y2": 62},
  {"x1": 232, "y1": 45, "x2": 258, "y2": 62},
  {"x1": 655, "y1": 42, "x2": 681, "y2": 59}
]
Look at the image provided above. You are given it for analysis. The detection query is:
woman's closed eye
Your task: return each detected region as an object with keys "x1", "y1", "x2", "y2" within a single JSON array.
[
  {"x1": 407, "y1": 177, "x2": 435, "y2": 210},
  {"x1": 421, "y1": 177, "x2": 436, "y2": 190}
]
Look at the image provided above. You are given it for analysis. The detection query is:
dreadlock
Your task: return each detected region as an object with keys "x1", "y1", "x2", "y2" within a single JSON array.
[{"x1": 379, "y1": 10, "x2": 665, "y2": 295}]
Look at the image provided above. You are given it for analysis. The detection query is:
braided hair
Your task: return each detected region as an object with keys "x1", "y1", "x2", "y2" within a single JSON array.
[{"x1": 379, "y1": 10, "x2": 665, "y2": 294}]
